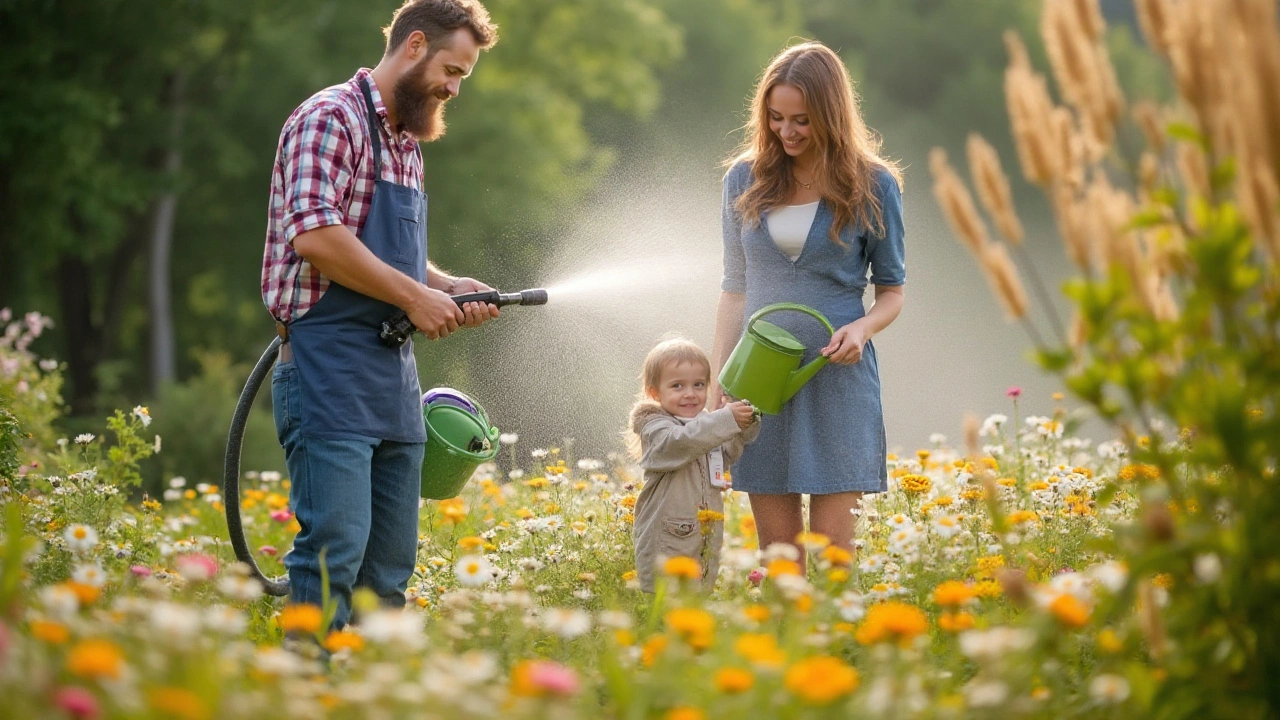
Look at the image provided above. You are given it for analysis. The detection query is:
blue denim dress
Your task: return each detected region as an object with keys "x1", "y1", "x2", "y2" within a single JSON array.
[{"x1": 721, "y1": 161, "x2": 905, "y2": 495}]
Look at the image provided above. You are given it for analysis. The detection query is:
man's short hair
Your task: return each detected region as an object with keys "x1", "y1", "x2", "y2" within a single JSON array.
[{"x1": 383, "y1": 0, "x2": 498, "y2": 55}]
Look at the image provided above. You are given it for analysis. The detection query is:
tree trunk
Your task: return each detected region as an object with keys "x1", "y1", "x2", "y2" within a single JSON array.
[
  {"x1": 57, "y1": 257, "x2": 100, "y2": 416},
  {"x1": 148, "y1": 71, "x2": 187, "y2": 395}
]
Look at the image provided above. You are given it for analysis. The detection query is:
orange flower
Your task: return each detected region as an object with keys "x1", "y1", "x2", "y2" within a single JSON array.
[
  {"x1": 29, "y1": 620, "x2": 70, "y2": 644},
  {"x1": 784, "y1": 656, "x2": 860, "y2": 705},
  {"x1": 714, "y1": 668, "x2": 755, "y2": 694},
  {"x1": 855, "y1": 602, "x2": 929, "y2": 646},
  {"x1": 66, "y1": 639, "x2": 125, "y2": 680},
  {"x1": 323, "y1": 630, "x2": 365, "y2": 654},
  {"x1": 932, "y1": 580, "x2": 976, "y2": 607},
  {"x1": 147, "y1": 687, "x2": 209, "y2": 720},
  {"x1": 742, "y1": 604, "x2": 770, "y2": 623},
  {"x1": 734, "y1": 633, "x2": 786, "y2": 667},
  {"x1": 66, "y1": 582, "x2": 101, "y2": 606},
  {"x1": 278, "y1": 604, "x2": 323, "y2": 635},
  {"x1": 641, "y1": 635, "x2": 669, "y2": 667},
  {"x1": 665, "y1": 608, "x2": 715, "y2": 650},
  {"x1": 662, "y1": 556, "x2": 701, "y2": 580},
  {"x1": 766, "y1": 558, "x2": 802, "y2": 577},
  {"x1": 819, "y1": 545, "x2": 853, "y2": 567},
  {"x1": 938, "y1": 611, "x2": 976, "y2": 632},
  {"x1": 1049, "y1": 594, "x2": 1090, "y2": 628},
  {"x1": 664, "y1": 708, "x2": 706, "y2": 720}
]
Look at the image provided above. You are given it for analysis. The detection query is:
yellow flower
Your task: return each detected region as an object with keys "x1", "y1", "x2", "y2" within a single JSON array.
[
  {"x1": 457, "y1": 536, "x2": 485, "y2": 550},
  {"x1": 1152, "y1": 573, "x2": 1174, "y2": 589},
  {"x1": 794, "y1": 594, "x2": 813, "y2": 614},
  {"x1": 1118, "y1": 464, "x2": 1160, "y2": 482},
  {"x1": 854, "y1": 602, "x2": 929, "y2": 646},
  {"x1": 1049, "y1": 594, "x2": 1090, "y2": 628},
  {"x1": 1007, "y1": 510, "x2": 1039, "y2": 525},
  {"x1": 662, "y1": 556, "x2": 702, "y2": 580},
  {"x1": 641, "y1": 635, "x2": 669, "y2": 667},
  {"x1": 937, "y1": 611, "x2": 975, "y2": 632},
  {"x1": 734, "y1": 633, "x2": 787, "y2": 667},
  {"x1": 665, "y1": 708, "x2": 706, "y2": 720},
  {"x1": 960, "y1": 487, "x2": 986, "y2": 502},
  {"x1": 899, "y1": 474, "x2": 932, "y2": 494},
  {"x1": 934, "y1": 495, "x2": 954, "y2": 507},
  {"x1": 698, "y1": 509, "x2": 725, "y2": 524},
  {"x1": 438, "y1": 498, "x2": 468, "y2": 523},
  {"x1": 614, "y1": 629, "x2": 635, "y2": 646},
  {"x1": 619, "y1": 495, "x2": 638, "y2": 510},
  {"x1": 29, "y1": 620, "x2": 70, "y2": 644},
  {"x1": 742, "y1": 604, "x2": 770, "y2": 623},
  {"x1": 714, "y1": 667, "x2": 755, "y2": 694},
  {"x1": 819, "y1": 545, "x2": 853, "y2": 567},
  {"x1": 973, "y1": 579, "x2": 1002, "y2": 599},
  {"x1": 827, "y1": 568, "x2": 850, "y2": 583},
  {"x1": 147, "y1": 687, "x2": 209, "y2": 720},
  {"x1": 996, "y1": 477, "x2": 1017, "y2": 487},
  {"x1": 739, "y1": 515, "x2": 756, "y2": 536},
  {"x1": 515, "y1": 506, "x2": 534, "y2": 519},
  {"x1": 932, "y1": 580, "x2": 976, "y2": 607},
  {"x1": 278, "y1": 604, "x2": 323, "y2": 635},
  {"x1": 665, "y1": 608, "x2": 715, "y2": 650},
  {"x1": 766, "y1": 558, "x2": 802, "y2": 577},
  {"x1": 795, "y1": 531, "x2": 830, "y2": 550},
  {"x1": 1097, "y1": 628, "x2": 1123, "y2": 653},
  {"x1": 622, "y1": 569, "x2": 638, "y2": 582},
  {"x1": 524, "y1": 477, "x2": 548, "y2": 489},
  {"x1": 784, "y1": 656, "x2": 860, "y2": 705},
  {"x1": 66, "y1": 638, "x2": 125, "y2": 680},
  {"x1": 66, "y1": 581, "x2": 101, "y2": 606},
  {"x1": 323, "y1": 630, "x2": 365, "y2": 654},
  {"x1": 975, "y1": 555, "x2": 1006, "y2": 578}
]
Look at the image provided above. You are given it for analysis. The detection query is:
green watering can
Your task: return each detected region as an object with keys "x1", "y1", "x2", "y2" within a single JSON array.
[
  {"x1": 420, "y1": 388, "x2": 500, "y2": 500},
  {"x1": 718, "y1": 302, "x2": 834, "y2": 414}
]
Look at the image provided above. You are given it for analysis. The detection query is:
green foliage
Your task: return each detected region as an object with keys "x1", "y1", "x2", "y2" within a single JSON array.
[{"x1": 149, "y1": 350, "x2": 284, "y2": 494}]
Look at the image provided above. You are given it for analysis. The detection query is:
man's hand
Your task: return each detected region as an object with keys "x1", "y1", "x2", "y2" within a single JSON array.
[
  {"x1": 728, "y1": 401, "x2": 756, "y2": 429},
  {"x1": 406, "y1": 285, "x2": 464, "y2": 340},
  {"x1": 450, "y1": 276, "x2": 501, "y2": 328}
]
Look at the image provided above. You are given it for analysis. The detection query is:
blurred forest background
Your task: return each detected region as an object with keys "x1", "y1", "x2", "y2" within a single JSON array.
[{"x1": 0, "y1": 0, "x2": 1166, "y2": 493}]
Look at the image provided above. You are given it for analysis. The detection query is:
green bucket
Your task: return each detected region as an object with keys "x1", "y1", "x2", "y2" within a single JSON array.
[{"x1": 421, "y1": 399, "x2": 500, "y2": 500}]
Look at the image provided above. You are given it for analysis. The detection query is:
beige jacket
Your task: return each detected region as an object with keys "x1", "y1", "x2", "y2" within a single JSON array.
[{"x1": 630, "y1": 401, "x2": 760, "y2": 593}]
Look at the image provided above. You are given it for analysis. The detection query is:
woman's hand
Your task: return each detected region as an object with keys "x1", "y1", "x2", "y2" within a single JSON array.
[
  {"x1": 708, "y1": 383, "x2": 728, "y2": 411},
  {"x1": 821, "y1": 320, "x2": 871, "y2": 364}
]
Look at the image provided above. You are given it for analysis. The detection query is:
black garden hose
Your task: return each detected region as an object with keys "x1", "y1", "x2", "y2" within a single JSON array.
[{"x1": 222, "y1": 335, "x2": 290, "y2": 596}]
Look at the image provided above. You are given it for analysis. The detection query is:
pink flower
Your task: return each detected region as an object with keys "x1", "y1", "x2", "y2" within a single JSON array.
[
  {"x1": 528, "y1": 660, "x2": 580, "y2": 696},
  {"x1": 270, "y1": 509, "x2": 294, "y2": 523},
  {"x1": 130, "y1": 565, "x2": 152, "y2": 578},
  {"x1": 748, "y1": 568, "x2": 766, "y2": 586},
  {"x1": 54, "y1": 687, "x2": 100, "y2": 719},
  {"x1": 175, "y1": 553, "x2": 219, "y2": 582},
  {"x1": 259, "y1": 545, "x2": 278, "y2": 556},
  {"x1": 1006, "y1": 386, "x2": 1023, "y2": 399}
]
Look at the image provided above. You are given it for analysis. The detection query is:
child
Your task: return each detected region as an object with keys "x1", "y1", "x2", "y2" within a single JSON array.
[{"x1": 628, "y1": 337, "x2": 759, "y2": 593}]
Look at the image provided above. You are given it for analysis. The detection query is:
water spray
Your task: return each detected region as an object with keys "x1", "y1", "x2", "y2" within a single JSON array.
[{"x1": 379, "y1": 288, "x2": 549, "y2": 347}]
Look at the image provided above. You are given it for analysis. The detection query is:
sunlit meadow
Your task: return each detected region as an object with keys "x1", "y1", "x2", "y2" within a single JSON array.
[{"x1": 2, "y1": 307, "x2": 1174, "y2": 719}]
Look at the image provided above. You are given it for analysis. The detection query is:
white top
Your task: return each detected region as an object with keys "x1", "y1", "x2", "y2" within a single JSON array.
[{"x1": 766, "y1": 201, "x2": 819, "y2": 261}]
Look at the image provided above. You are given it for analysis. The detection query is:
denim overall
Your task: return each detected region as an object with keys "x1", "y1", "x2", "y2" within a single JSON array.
[{"x1": 273, "y1": 77, "x2": 426, "y2": 628}]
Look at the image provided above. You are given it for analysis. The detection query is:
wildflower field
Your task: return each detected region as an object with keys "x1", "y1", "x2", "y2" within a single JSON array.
[
  {"x1": 4, "y1": 0, "x2": 1280, "y2": 717},
  {"x1": 0, "y1": 319, "x2": 1187, "y2": 719}
]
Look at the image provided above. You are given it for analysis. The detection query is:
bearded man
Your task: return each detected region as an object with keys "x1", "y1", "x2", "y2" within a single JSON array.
[{"x1": 260, "y1": 0, "x2": 498, "y2": 629}]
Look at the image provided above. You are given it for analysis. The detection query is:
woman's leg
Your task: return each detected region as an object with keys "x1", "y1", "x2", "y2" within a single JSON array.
[
  {"x1": 809, "y1": 491, "x2": 863, "y2": 553},
  {"x1": 748, "y1": 492, "x2": 805, "y2": 565}
]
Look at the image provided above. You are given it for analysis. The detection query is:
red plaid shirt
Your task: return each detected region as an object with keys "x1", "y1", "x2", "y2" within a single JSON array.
[{"x1": 262, "y1": 68, "x2": 424, "y2": 322}]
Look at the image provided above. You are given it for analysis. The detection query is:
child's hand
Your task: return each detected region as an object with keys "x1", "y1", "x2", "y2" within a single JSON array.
[{"x1": 728, "y1": 401, "x2": 755, "y2": 429}]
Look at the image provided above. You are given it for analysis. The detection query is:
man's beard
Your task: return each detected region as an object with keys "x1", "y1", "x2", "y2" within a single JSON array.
[{"x1": 392, "y1": 57, "x2": 448, "y2": 141}]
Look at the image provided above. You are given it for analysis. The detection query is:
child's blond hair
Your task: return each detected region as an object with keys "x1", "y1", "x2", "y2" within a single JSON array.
[{"x1": 625, "y1": 337, "x2": 712, "y2": 459}]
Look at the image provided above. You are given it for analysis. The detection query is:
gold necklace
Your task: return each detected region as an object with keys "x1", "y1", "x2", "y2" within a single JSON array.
[{"x1": 794, "y1": 171, "x2": 814, "y2": 189}]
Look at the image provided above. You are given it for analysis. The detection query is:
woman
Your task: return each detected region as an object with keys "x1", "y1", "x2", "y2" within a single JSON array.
[{"x1": 711, "y1": 41, "x2": 906, "y2": 566}]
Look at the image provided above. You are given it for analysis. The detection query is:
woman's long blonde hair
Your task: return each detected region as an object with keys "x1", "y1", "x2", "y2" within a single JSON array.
[{"x1": 731, "y1": 41, "x2": 902, "y2": 246}]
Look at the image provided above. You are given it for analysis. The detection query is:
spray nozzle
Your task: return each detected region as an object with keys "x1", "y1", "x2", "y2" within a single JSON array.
[{"x1": 379, "y1": 288, "x2": 549, "y2": 347}]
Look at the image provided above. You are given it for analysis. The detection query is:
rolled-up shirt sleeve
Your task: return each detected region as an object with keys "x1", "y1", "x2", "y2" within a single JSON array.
[
  {"x1": 281, "y1": 106, "x2": 354, "y2": 244},
  {"x1": 866, "y1": 168, "x2": 906, "y2": 286},
  {"x1": 721, "y1": 165, "x2": 747, "y2": 293}
]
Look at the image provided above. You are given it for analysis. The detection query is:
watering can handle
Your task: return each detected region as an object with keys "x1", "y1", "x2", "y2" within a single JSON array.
[{"x1": 746, "y1": 302, "x2": 836, "y2": 338}]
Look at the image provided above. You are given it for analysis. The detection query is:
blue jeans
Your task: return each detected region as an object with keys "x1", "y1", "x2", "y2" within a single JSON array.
[{"x1": 272, "y1": 360, "x2": 423, "y2": 629}]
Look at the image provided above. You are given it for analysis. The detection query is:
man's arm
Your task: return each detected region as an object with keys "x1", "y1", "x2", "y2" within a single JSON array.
[{"x1": 293, "y1": 226, "x2": 463, "y2": 339}]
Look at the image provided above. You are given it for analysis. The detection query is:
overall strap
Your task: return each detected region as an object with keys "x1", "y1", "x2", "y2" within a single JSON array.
[{"x1": 358, "y1": 77, "x2": 384, "y2": 181}]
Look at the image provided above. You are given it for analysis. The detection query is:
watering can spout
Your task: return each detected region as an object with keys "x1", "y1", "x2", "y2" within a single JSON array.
[{"x1": 783, "y1": 355, "x2": 830, "y2": 403}]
